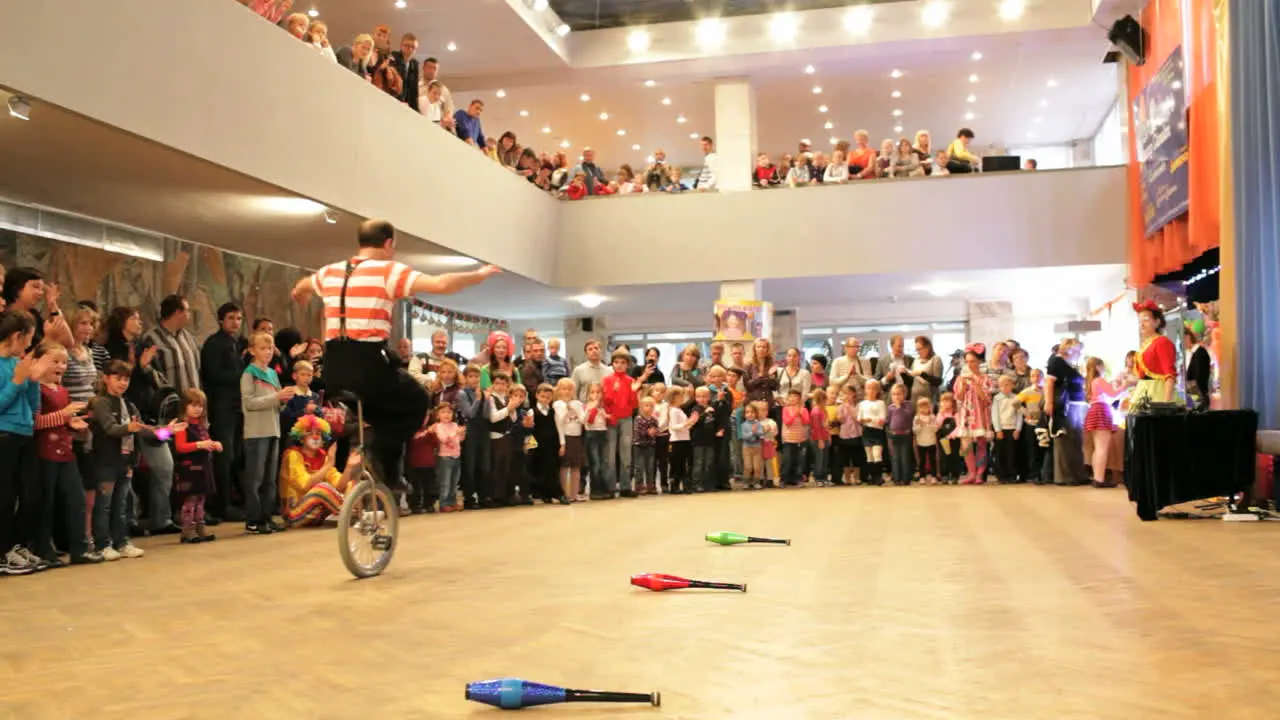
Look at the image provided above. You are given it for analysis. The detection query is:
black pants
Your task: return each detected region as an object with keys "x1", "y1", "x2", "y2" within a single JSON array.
[
  {"x1": 835, "y1": 437, "x2": 864, "y2": 476},
  {"x1": 915, "y1": 444, "x2": 937, "y2": 478},
  {"x1": 714, "y1": 436, "x2": 732, "y2": 489},
  {"x1": 668, "y1": 441, "x2": 691, "y2": 492},
  {"x1": 406, "y1": 466, "x2": 436, "y2": 511},
  {"x1": 488, "y1": 436, "x2": 518, "y2": 502},
  {"x1": 323, "y1": 339, "x2": 429, "y2": 491},
  {"x1": 1020, "y1": 419, "x2": 1045, "y2": 481},
  {"x1": 995, "y1": 434, "x2": 1019, "y2": 481},
  {"x1": 207, "y1": 409, "x2": 242, "y2": 517},
  {"x1": 654, "y1": 436, "x2": 669, "y2": 485},
  {"x1": 532, "y1": 444, "x2": 560, "y2": 499},
  {"x1": 0, "y1": 433, "x2": 39, "y2": 553},
  {"x1": 938, "y1": 439, "x2": 964, "y2": 480}
]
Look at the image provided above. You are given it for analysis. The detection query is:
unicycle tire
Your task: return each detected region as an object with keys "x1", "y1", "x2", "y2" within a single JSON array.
[{"x1": 337, "y1": 475, "x2": 399, "y2": 578}]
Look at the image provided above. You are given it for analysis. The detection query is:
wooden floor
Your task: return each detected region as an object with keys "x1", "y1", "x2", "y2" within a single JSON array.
[{"x1": 3, "y1": 485, "x2": 1279, "y2": 720}]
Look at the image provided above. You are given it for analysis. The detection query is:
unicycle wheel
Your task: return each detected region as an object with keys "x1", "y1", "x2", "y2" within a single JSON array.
[{"x1": 337, "y1": 475, "x2": 399, "y2": 578}]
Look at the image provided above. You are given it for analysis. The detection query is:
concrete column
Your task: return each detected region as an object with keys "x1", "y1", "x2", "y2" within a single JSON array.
[{"x1": 712, "y1": 78, "x2": 757, "y2": 193}]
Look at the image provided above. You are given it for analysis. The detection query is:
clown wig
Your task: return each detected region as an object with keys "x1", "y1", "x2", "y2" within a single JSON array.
[{"x1": 289, "y1": 414, "x2": 333, "y2": 446}]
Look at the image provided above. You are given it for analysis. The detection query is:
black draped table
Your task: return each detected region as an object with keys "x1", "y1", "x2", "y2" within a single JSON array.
[{"x1": 1125, "y1": 410, "x2": 1258, "y2": 520}]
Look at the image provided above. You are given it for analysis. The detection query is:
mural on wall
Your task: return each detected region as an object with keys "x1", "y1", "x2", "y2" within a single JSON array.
[{"x1": 0, "y1": 229, "x2": 319, "y2": 342}]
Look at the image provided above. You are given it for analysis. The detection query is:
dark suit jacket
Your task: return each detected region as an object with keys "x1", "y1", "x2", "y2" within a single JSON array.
[
  {"x1": 390, "y1": 51, "x2": 420, "y2": 110},
  {"x1": 877, "y1": 354, "x2": 915, "y2": 392},
  {"x1": 1186, "y1": 345, "x2": 1212, "y2": 410}
]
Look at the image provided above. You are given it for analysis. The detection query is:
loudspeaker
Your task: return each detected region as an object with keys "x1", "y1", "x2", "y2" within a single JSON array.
[
  {"x1": 1108, "y1": 14, "x2": 1147, "y2": 66},
  {"x1": 580, "y1": 317, "x2": 594, "y2": 332}
]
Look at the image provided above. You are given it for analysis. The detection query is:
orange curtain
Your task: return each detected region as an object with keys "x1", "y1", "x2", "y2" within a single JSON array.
[{"x1": 1125, "y1": 0, "x2": 1223, "y2": 285}]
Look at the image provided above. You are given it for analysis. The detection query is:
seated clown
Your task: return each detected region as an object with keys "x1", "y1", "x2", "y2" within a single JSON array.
[{"x1": 279, "y1": 414, "x2": 362, "y2": 527}]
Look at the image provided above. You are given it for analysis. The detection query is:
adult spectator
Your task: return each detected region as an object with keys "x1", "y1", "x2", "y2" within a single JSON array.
[
  {"x1": 698, "y1": 342, "x2": 727, "y2": 372},
  {"x1": 283, "y1": 12, "x2": 308, "y2": 38},
  {"x1": 418, "y1": 57, "x2": 455, "y2": 122},
  {"x1": 1043, "y1": 339, "x2": 1087, "y2": 485},
  {"x1": 77, "y1": 300, "x2": 111, "y2": 371},
  {"x1": 2, "y1": 266, "x2": 70, "y2": 350},
  {"x1": 945, "y1": 128, "x2": 979, "y2": 174},
  {"x1": 454, "y1": 99, "x2": 487, "y2": 149},
  {"x1": 302, "y1": 19, "x2": 337, "y2": 62},
  {"x1": 368, "y1": 27, "x2": 403, "y2": 99},
  {"x1": 829, "y1": 337, "x2": 874, "y2": 400},
  {"x1": 572, "y1": 148, "x2": 608, "y2": 195},
  {"x1": 910, "y1": 336, "x2": 944, "y2": 407},
  {"x1": 497, "y1": 132, "x2": 521, "y2": 168},
  {"x1": 549, "y1": 151, "x2": 571, "y2": 189},
  {"x1": 249, "y1": 0, "x2": 292, "y2": 24},
  {"x1": 336, "y1": 34, "x2": 374, "y2": 79},
  {"x1": 520, "y1": 339, "x2": 546, "y2": 398},
  {"x1": 630, "y1": 347, "x2": 665, "y2": 384},
  {"x1": 570, "y1": 339, "x2": 609, "y2": 402},
  {"x1": 695, "y1": 136, "x2": 718, "y2": 191},
  {"x1": 879, "y1": 334, "x2": 915, "y2": 394},
  {"x1": 422, "y1": 81, "x2": 454, "y2": 129},
  {"x1": 143, "y1": 294, "x2": 201, "y2": 394},
  {"x1": 643, "y1": 150, "x2": 670, "y2": 191},
  {"x1": 370, "y1": 24, "x2": 393, "y2": 64},
  {"x1": 1024, "y1": 158, "x2": 1038, "y2": 171},
  {"x1": 416, "y1": 330, "x2": 467, "y2": 375},
  {"x1": 389, "y1": 33, "x2": 420, "y2": 110},
  {"x1": 1183, "y1": 327, "x2": 1212, "y2": 410},
  {"x1": 913, "y1": 129, "x2": 935, "y2": 175},
  {"x1": 200, "y1": 303, "x2": 245, "y2": 525}
]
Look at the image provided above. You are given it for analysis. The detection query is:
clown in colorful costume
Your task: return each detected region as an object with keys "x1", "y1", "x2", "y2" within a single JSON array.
[
  {"x1": 278, "y1": 414, "x2": 362, "y2": 527},
  {"x1": 1131, "y1": 301, "x2": 1180, "y2": 406}
]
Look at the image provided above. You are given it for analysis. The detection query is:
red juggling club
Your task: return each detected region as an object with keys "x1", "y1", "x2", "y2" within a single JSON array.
[{"x1": 630, "y1": 572, "x2": 747, "y2": 592}]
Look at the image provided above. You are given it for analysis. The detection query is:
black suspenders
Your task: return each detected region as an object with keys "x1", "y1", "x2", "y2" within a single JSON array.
[{"x1": 337, "y1": 259, "x2": 356, "y2": 340}]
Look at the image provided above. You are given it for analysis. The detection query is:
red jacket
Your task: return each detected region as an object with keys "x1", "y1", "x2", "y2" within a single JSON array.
[{"x1": 601, "y1": 371, "x2": 637, "y2": 427}]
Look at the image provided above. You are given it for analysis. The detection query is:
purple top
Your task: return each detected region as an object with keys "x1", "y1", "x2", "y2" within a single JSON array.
[{"x1": 886, "y1": 402, "x2": 914, "y2": 436}]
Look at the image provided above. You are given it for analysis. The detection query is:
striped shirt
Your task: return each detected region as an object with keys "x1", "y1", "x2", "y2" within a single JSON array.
[
  {"x1": 143, "y1": 325, "x2": 202, "y2": 393},
  {"x1": 64, "y1": 346, "x2": 99, "y2": 403},
  {"x1": 310, "y1": 257, "x2": 422, "y2": 342}
]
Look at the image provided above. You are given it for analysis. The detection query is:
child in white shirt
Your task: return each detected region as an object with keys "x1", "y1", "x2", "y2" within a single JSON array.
[
  {"x1": 665, "y1": 386, "x2": 691, "y2": 494},
  {"x1": 857, "y1": 380, "x2": 887, "y2": 485},
  {"x1": 912, "y1": 397, "x2": 939, "y2": 484}
]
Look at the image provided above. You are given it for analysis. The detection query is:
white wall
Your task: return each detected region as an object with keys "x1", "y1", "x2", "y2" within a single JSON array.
[
  {"x1": 556, "y1": 166, "x2": 1129, "y2": 287},
  {"x1": 0, "y1": 0, "x2": 560, "y2": 284}
]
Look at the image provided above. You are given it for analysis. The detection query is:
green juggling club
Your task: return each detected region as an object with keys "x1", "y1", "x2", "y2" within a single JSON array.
[{"x1": 705, "y1": 531, "x2": 791, "y2": 546}]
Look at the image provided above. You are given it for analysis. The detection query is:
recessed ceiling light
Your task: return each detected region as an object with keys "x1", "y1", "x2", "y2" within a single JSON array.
[
  {"x1": 1047, "y1": 78, "x2": 1058, "y2": 88},
  {"x1": 970, "y1": 51, "x2": 983, "y2": 61},
  {"x1": 580, "y1": 93, "x2": 591, "y2": 102},
  {"x1": 661, "y1": 97, "x2": 672, "y2": 105},
  {"x1": 646, "y1": 155, "x2": 655, "y2": 163},
  {"x1": 644, "y1": 79, "x2": 656, "y2": 87},
  {"x1": 843, "y1": 5, "x2": 874, "y2": 34},
  {"x1": 830, "y1": 137, "x2": 839, "y2": 145},
  {"x1": 533, "y1": 0, "x2": 548, "y2": 10},
  {"x1": 555, "y1": 23, "x2": 571, "y2": 37},
  {"x1": 998, "y1": 0, "x2": 1026, "y2": 21},
  {"x1": 541, "y1": 126, "x2": 552, "y2": 133},
  {"x1": 1040, "y1": 98, "x2": 1049, "y2": 107},
  {"x1": 627, "y1": 29, "x2": 651, "y2": 52},
  {"x1": 824, "y1": 121, "x2": 834, "y2": 130},
  {"x1": 573, "y1": 293, "x2": 606, "y2": 309},
  {"x1": 969, "y1": 73, "x2": 979, "y2": 83},
  {"x1": 894, "y1": 125, "x2": 904, "y2": 133},
  {"x1": 616, "y1": 129, "x2": 627, "y2": 136},
  {"x1": 769, "y1": 12, "x2": 799, "y2": 42},
  {"x1": 818, "y1": 105, "x2": 828, "y2": 113},
  {"x1": 966, "y1": 94, "x2": 976, "y2": 103},
  {"x1": 495, "y1": 89, "x2": 506, "y2": 98},
  {"x1": 921, "y1": 1, "x2": 950, "y2": 28},
  {"x1": 446, "y1": 41, "x2": 457, "y2": 52},
  {"x1": 307, "y1": 8, "x2": 319, "y2": 17},
  {"x1": 963, "y1": 111, "x2": 975, "y2": 120},
  {"x1": 812, "y1": 86, "x2": 823, "y2": 94},
  {"x1": 695, "y1": 18, "x2": 726, "y2": 49},
  {"x1": 676, "y1": 115, "x2": 687, "y2": 123},
  {"x1": 559, "y1": 139, "x2": 570, "y2": 148},
  {"x1": 394, "y1": 0, "x2": 407, "y2": 8},
  {"x1": 892, "y1": 109, "x2": 903, "y2": 117},
  {"x1": 519, "y1": 109, "x2": 529, "y2": 117},
  {"x1": 631, "y1": 144, "x2": 641, "y2": 151},
  {"x1": 599, "y1": 111, "x2": 609, "y2": 120},
  {"x1": 890, "y1": 69, "x2": 903, "y2": 79},
  {"x1": 689, "y1": 132, "x2": 699, "y2": 139},
  {"x1": 891, "y1": 90, "x2": 902, "y2": 98},
  {"x1": 804, "y1": 64, "x2": 816, "y2": 74}
]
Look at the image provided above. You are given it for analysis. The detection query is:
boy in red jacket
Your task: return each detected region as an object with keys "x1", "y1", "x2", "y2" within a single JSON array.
[{"x1": 601, "y1": 350, "x2": 652, "y2": 497}]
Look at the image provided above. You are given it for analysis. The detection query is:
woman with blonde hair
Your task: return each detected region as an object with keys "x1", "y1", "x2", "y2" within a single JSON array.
[
  {"x1": 670, "y1": 344, "x2": 704, "y2": 388},
  {"x1": 336, "y1": 33, "x2": 375, "y2": 79}
]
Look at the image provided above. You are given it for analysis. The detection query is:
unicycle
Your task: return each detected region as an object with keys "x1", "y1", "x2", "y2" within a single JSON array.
[{"x1": 335, "y1": 396, "x2": 399, "y2": 578}]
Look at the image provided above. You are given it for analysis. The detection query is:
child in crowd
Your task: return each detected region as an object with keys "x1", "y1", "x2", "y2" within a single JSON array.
[
  {"x1": 279, "y1": 359, "x2": 318, "y2": 434},
  {"x1": 90, "y1": 360, "x2": 173, "y2": 561},
  {"x1": 242, "y1": 331, "x2": 294, "y2": 533},
  {"x1": 704, "y1": 366, "x2": 734, "y2": 490},
  {"x1": 485, "y1": 374, "x2": 518, "y2": 507},
  {"x1": 689, "y1": 386, "x2": 720, "y2": 493},
  {"x1": 759, "y1": 401, "x2": 779, "y2": 488},
  {"x1": 31, "y1": 341, "x2": 96, "y2": 566},
  {"x1": 739, "y1": 402, "x2": 765, "y2": 489},
  {"x1": 431, "y1": 403, "x2": 464, "y2": 512},
  {"x1": 172, "y1": 389, "x2": 221, "y2": 543},
  {"x1": 632, "y1": 396, "x2": 659, "y2": 495},
  {"x1": 665, "y1": 386, "x2": 691, "y2": 494},
  {"x1": 583, "y1": 382, "x2": 611, "y2": 499},
  {"x1": 0, "y1": 313, "x2": 49, "y2": 573},
  {"x1": 858, "y1": 380, "x2": 887, "y2": 485},
  {"x1": 553, "y1": 378, "x2": 585, "y2": 501},
  {"x1": 407, "y1": 406, "x2": 440, "y2": 513},
  {"x1": 990, "y1": 374, "x2": 1024, "y2": 484},
  {"x1": 912, "y1": 397, "x2": 939, "y2": 484},
  {"x1": 530, "y1": 383, "x2": 565, "y2": 503},
  {"x1": 809, "y1": 388, "x2": 831, "y2": 486},
  {"x1": 542, "y1": 339, "x2": 570, "y2": 387},
  {"x1": 936, "y1": 392, "x2": 963, "y2": 484},
  {"x1": 886, "y1": 383, "x2": 915, "y2": 486},
  {"x1": 650, "y1": 383, "x2": 669, "y2": 493},
  {"x1": 726, "y1": 367, "x2": 746, "y2": 481},
  {"x1": 432, "y1": 358, "x2": 462, "y2": 410},
  {"x1": 779, "y1": 390, "x2": 808, "y2": 486},
  {"x1": 835, "y1": 385, "x2": 863, "y2": 485},
  {"x1": 458, "y1": 363, "x2": 488, "y2": 509},
  {"x1": 1017, "y1": 368, "x2": 1046, "y2": 484}
]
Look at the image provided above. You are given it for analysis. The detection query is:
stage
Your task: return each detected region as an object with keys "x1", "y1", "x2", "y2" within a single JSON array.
[{"x1": 3, "y1": 485, "x2": 1278, "y2": 719}]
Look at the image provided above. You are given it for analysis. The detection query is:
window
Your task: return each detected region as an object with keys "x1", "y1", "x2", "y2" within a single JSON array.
[{"x1": 451, "y1": 336, "x2": 478, "y2": 361}]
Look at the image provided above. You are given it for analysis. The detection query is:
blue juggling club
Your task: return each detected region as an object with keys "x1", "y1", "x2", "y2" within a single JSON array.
[{"x1": 465, "y1": 677, "x2": 661, "y2": 710}]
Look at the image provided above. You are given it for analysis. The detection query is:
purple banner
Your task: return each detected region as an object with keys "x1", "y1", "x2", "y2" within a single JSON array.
[{"x1": 1133, "y1": 46, "x2": 1190, "y2": 237}]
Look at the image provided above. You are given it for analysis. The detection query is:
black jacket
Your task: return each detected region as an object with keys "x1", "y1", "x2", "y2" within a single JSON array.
[
  {"x1": 390, "y1": 51, "x2": 420, "y2": 110},
  {"x1": 1185, "y1": 345, "x2": 1212, "y2": 410},
  {"x1": 200, "y1": 330, "x2": 245, "y2": 414}
]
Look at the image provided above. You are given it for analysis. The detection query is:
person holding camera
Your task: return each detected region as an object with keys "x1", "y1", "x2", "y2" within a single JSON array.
[{"x1": 630, "y1": 347, "x2": 665, "y2": 386}]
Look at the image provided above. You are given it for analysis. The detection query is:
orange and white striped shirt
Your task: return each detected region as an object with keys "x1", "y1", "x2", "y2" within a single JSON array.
[{"x1": 310, "y1": 257, "x2": 422, "y2": 342}]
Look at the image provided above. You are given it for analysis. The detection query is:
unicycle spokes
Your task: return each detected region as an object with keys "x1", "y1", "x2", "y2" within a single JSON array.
[{"x1": 337, "y1": 470, "x2": 399, "y2": 578}]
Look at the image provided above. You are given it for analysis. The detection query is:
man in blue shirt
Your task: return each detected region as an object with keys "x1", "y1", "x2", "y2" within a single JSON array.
[{"x1": 453, "y1": 99, "x2": 487, "y2": 149}]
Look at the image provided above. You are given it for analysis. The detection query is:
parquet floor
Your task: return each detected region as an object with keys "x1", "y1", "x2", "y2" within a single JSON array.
[{"x1": 2, "y1": 485, "x2": 1279, "y2": 720}]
